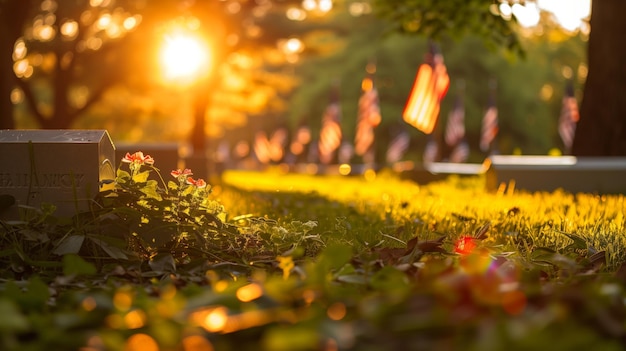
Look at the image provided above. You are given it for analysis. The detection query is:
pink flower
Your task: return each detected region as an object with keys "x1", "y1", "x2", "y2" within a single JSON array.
[
  {"x1": 171, "y1": 168, "x2": 193, "y2": 178},
  {"x1": 186, "y1": 177, "x2": 207, "y2": 189},
  {"x1": 194, "y1": 179, "x2": 207, "y2": 189},
  {"x1": 122, "y1": 151, "x2": 154, "y2": 165}
]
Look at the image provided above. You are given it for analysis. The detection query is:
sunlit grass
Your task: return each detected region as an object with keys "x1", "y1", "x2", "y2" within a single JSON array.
[{"x1": 219, "y1": 169, "x2": 626, "y2": 268}]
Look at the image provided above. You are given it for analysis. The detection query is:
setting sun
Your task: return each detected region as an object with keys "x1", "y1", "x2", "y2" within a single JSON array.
[{"x1": 160, "y1": 32, "x2": 210, "y2": 82}]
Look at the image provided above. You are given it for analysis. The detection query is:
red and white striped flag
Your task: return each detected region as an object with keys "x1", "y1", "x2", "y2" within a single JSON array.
[
  {"x1": 253, "y1": 131, "x2": 271, "y2": 164},
  {"x1": 444, "y1": 95, "x2": 465, "y2": 148},
  {"x1": 386, "y1": 130, "x2": 411, "y2": 164},
  {"x1": 338, "y1": 141, "x2": 354, "y2": 164},
  {"x1": 558, "y1": 82, "x2": 579, "y2": 153},
  {"x1": 354, "y1": 76, "x2": 382, "y2": 157},
  {"x1": 216, "y1": 139, "x2": 230, "y2": 163},
  {"x1": 449, "y1": 139, "x2": 469, "y2": 163},
  {"x1": 233, "y1": 140, "x2": 250, "y2": 160},
  {"x1": 268, "y1": 127, "x2": 288, "y2": 163},
  {"x1": 318, "y1": 98, "x2": 342, "y2": 164},
  {"x1": 423, "y1": 136, "x2": 439, "y2": 163},
  {"x1": 289, "y1": 123, "x2": 312, "y2": 157},
  {"x1": 403, "y1": 44, "x2": 450, "y2": 134},
  {"x1": 480, "y1": 94, "x2": 498, "y2": 153}
]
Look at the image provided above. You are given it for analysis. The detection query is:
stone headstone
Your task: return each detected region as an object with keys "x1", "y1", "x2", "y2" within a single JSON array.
[
  {"x1": 486, "y1": 155, "x2": 626, "y2": 193},
  {"x1": 398, "y1": 162, "x2": 487, "y2": 184},
  {"x1": 0, "y1": 129, "x2": 116, "y2": 217}
]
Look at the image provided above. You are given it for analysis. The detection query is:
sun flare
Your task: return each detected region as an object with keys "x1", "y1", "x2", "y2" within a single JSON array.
[{"x1": 160, "y1": 32, "x2": 210, "y2": 82}]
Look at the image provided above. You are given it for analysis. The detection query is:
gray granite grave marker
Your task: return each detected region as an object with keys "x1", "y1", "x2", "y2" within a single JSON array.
[
  {"x1": 0, "y1": 129, "x2": 116, "y2": 217},
  {"x1": 486, "y1": 155, "x2": 626, "y2": 193}
]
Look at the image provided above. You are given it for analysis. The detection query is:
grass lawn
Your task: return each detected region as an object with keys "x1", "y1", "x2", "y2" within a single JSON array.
[{"x1": 1, "y1": 165, "x2": 626, "y2": 350}]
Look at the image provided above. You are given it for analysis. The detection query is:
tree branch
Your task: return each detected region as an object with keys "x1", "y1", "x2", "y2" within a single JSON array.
[{"x1": 15, "y1": 78, "x2": 47, "y2": 126}]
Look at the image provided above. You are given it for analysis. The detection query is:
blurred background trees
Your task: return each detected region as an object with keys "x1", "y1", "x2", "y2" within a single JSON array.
[
  {"x1": 1, "y1": 0, "x2": 592, "y2": 161},
  {"x1": 373, "y1": 0, "x2": 625, "y2": 156}
]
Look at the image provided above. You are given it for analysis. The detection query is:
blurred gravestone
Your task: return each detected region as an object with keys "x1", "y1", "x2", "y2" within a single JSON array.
[
  {"x1": 398, "y1": 162, "x2": 487, "y2": 184},
  {"x1": 0, "y1": 130, "x2": 116, "y2": 218},
  {"x1": 486, "y1": 155, "x2": 626, "y2": 193}
]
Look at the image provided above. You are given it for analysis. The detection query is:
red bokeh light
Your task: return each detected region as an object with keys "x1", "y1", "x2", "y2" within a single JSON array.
[{"x1": 454, "y1": 236, "x2": 477, "y2": 255}]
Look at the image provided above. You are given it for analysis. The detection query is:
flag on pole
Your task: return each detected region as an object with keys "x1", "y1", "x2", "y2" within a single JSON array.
[
  {"x1": 289, "y1": 120, "x2": 312, "y2": 159},
  {"x1": 268, "y1": 127, "x2": 288, "y2": 163},
  {"x1": 558, "y1": 81, "x2": 580, "y2": 153},
  {"x1": 444, "y1": 94, "x2": 465, "y2": 148},
  {"x1": 403, "y1": 43, "x2": 450, "y2": 134},
  {"x1": 308, "y1": 139, "x2": 319, "y2": 163},
  {"x1": 338, "y1": 141, "x2": 354, "y2": 164},
  {"x1": 386, "y1": 129, "x2": 411, "y2": 164},
  {"x1": 215, "y1": 139, "x2": 231, "y2": 163},
  {"x1": 318, "y1": 87, "x2": 343, "y2": 164},
  {"x1": 449, "y1": 139, "x2": 469, "y2": 163},
  {"x1": 233, "y1": 140, "x2": 250, "y2": 160},
  {"x1": 480, "y1": 84, "x2": 498, "y2": 153},
  {"x1": 423, "y1": 135, "x2": 439, "y2": 163},
  {"x1": 253, "y1": 131, "x2": 271, "y2": 164},
  {"x1": 354, "y1": 74, "x2": 382, "y2": 159}
]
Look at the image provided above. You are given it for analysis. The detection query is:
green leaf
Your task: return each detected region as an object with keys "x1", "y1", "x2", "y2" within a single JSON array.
[
  {"x1": 318, "y1": 244, "x2": 353, "y2": 271},
  {"x1": 167, "y1": 180, "x2": 179, "y2": 191},
  {"x1": 88, "y1": 236, "x2": 129, "y2": 260},
  {"x1": 182, "y1": 185, "x2": 195, "y2": 196},
  {"x1": 140, "y1": 181, "x2": 163, "y2": 201},
  {"x1": 0, "y1": 298, "x2": 30, "y2": 331},
  {"x1": 116, "y1": 169, "x2": 131, "y2": 180},
  {"x1": 53, "y1": 235, "x2": 85, "y2": 255},
  {"x1": 62, "y1": 254, "x2": 96, "y2": 276},
  {"x1": 370, "y1": 266, "x2": 409, "y2": 292},
  {"x1": 149, "y1": 252, "x2": 176, "y2": 273},
  {"x1": 335, "y1": 274, "x2": 368, "y2": 285},
  {"x1": 132, "y1": 170, "x2": 150, "y2": 183},
  {"x1": 262, "y1": 325, "x2": 319, "y2": 351},
  {"x1": 562, "y1": 232, "x2": 588, "y2": 251}
]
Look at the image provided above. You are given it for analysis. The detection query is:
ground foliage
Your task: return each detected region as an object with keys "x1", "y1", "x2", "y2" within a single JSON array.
[{"x1": 1, "y1": 158, "x2": 626, "y2": 350}]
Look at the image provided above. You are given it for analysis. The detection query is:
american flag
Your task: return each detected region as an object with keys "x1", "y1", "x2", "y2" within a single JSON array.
[
  {"x1": 268, "y1": 127, "x2": 288, "y2": 163},
  {"x1": 289, "y1": 122, "x2": 312, "y2": 158},
  {"x1": 423, "y1": 136, "x2": 439, "y2": 163},
  {"x1": 444, "y1": 95, "x2": 465, "y2": 148},
  {"x1": 403, "y1": 43, "x2": 450, "y2": 134},
  {"x1": 233, "y1": 140, "x2": 250, "y2": 160},
  {"x1": 308, "y1": 139, "x2": 319, "y2": 163},
  {"x1": 318, "y1": 91, "x2": 342, "y2": 164},
  {"x1": 449, "y1": 139, "x2": 469, "y2": 163},
  {"x1": 338, "y1": 141, "x2": 354, "y2": 164},
  {"x1": 480, "y1": 92, "x2": 498, "y2": 153},
  {"x1": 558, "y1": 82, "x2": 580, "y2": 153},
  {"x1": 215, "y1": 139, "x2": 230, "y2": 163},
  {"x1": 386, "y1": 129, "x2": 411, "y2": 164},
  {"x1": 253, "y1": 131, "x2": 271, "y2": 164},
  {"x1": 354, "y1": 75, "x2": 382, "y2": 158}
]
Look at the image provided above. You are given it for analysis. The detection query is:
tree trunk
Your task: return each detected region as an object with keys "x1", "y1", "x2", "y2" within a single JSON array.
[
  {"x1": 191, "y1": 84, "x2": 209, "y2": 156},
  {"x1": 0, "y1": 0, "x2": 33, "y2": 129},
  {"x1": 0, "y1": 25, "x2": 15, "y2": 129},
  {"x1": 46, "y1": 55, "x2": 72, "y2": 129},
  {"x1": 572, "y1": 0, "x2": 626, "y2": 156}
]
